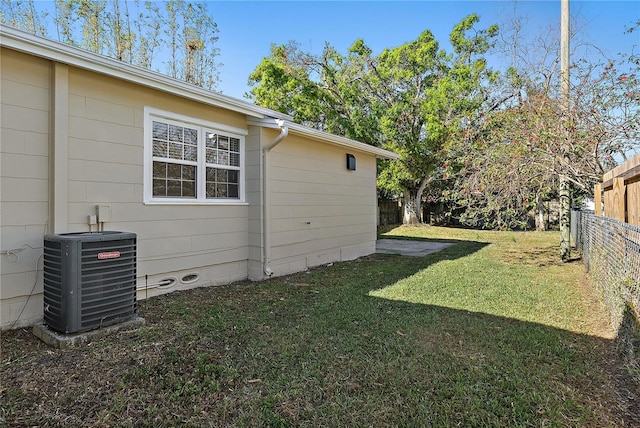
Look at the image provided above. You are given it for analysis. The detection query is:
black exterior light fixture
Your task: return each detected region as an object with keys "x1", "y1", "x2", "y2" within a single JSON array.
[{"x1": 346, "y1": 153, "x2": 356, "y2": 171}]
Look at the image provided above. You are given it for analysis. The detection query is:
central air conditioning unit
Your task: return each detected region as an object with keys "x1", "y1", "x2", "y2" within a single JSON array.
[{"x1": 43, "y1": 231, "x2": 137, "y2": 334}]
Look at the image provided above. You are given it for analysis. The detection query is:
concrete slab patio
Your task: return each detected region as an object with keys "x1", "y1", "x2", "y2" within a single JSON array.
[{"x1": 376, "y1": 239, "x2": 454, "y2": 257}]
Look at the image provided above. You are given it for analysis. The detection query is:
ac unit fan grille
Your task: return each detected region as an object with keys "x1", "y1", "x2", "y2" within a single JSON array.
[{"x1": 80, "y1": 238, "x2": 137, "y2": 330}]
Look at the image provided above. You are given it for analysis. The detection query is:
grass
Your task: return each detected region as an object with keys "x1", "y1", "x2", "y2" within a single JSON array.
[{"x1": 1, "y1": 225, "x2": 636, "y2": 427}]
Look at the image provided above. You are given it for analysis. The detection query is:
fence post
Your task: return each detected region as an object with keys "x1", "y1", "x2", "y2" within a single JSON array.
[
  {"x1": 629, "y1": 178, "x2": 639, "y2": 226},
  {"x1": 594, "y1": 183, "x2": 602, "y2": 216},
  {"x1": 612, "y1": 177, "x2": 626, "y2": 222},
  {"x1": 571, "y1": 209, "x2": 582, "y2": 250}
]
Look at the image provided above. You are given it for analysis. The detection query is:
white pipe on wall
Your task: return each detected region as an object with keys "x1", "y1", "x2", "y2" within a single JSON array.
[{"x1": 262, "y1": 119, "x2": 288, "y2": 277}]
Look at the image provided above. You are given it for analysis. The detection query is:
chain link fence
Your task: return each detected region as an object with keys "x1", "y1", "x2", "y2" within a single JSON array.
[
  {"x1": 573, "y1": 208, "x2": 640, "y2": 388},
  {"x1": 573, "y1": 209, "x2": 640, "y2": 328},
  {"x1": 571, "y1": 210, "x2": 640, "y2": 388}
]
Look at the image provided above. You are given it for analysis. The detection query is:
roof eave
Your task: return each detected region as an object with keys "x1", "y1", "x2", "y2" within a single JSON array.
[
  {"x1": 0, "y1": 25, "x2": 293, "y2": 121},
  {"x1": 288, "y1": 122, "x2": 399, "y2": 159},
  {"x1": 249, "y1": 118, "x2": 399, "y2": 160},
  {"x1": 1, "y1": 25, "x2": 398, "y2": 161}
]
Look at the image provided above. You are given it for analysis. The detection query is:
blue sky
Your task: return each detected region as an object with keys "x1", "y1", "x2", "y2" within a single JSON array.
[{"x1": 209, "y1": 1, "x2": 639, "y2": 99}]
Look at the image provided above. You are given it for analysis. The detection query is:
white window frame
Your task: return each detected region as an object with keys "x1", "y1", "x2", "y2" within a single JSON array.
[{"x1": 144, "y1": 107, "x2": 248, "y2": 205}]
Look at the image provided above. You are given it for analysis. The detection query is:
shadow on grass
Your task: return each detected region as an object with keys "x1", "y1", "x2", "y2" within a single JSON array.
[
  {"x1": 0, "y1": 237, "x2": 638, "y2": 426},
  {"x1": 617, "y1": 304, "x2": 640, "y2": 411},
  {"x1": 377, "y1": 231, "x2": 474, "y2": 246}
]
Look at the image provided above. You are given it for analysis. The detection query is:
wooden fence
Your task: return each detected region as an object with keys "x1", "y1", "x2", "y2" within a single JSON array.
[
  {"x1": 377, "y1": 199, "x2": 456, "y2": 226},
  {"x1": 378, "y1": 199, "x2": 401, "y2": 226},
  {"x1": 595, "y1": 153, "x2": 640, "y2": 226}
]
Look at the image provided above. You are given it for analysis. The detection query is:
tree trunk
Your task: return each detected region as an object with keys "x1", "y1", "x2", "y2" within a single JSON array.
[
  {"x1": 402, "y1": 178, "x2": 430, "y2": 225},
  {"x1": 402, "y1": 190, "x2": 421, "y2": 225},
  {"x1": 559, "y1": 175, "x2": 571, "y2": 261},
  {"x1": 535, "y1": 193, "x2": 547, "y2": 231}
]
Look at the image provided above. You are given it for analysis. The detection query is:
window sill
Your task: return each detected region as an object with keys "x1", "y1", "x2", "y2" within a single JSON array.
[{"x1": 143, "y1": 199, "x2": 248, "y2": 206}]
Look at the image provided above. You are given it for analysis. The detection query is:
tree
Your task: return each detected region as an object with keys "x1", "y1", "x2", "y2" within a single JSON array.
[
  {"x1": 0, "y1": 0, "x2": 47, "y2": 35},
  {"x1": 445, "y1": 8, "x2": 639, "y2": 235},
  {"x1": 77, "y1": 0, "x2": 107, "y2": 53},
  {"x1": 249, "y1": 15, "x2": 499, "y2": 225},
  {"x1": 52, "y1": 0, "x2": 78, "y2": 46},
  {"x1": 163, "y1": 0, "x2": 220, "y2": 89},
  {"x1": 131, "y1": 1, "x2": 161, "y2": 68},
  {"x1": 248, "y1": 40, "x2": 380, "y2": 144},
  {"x1": 1, "y1": 0, "x2": 220, "y2": 90},
  {"x1": 448, "y1": 100, "x2": 558, "y2": 230}
]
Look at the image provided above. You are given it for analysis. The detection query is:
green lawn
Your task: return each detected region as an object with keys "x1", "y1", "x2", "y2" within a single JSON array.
[{"x1": 1, "y1": 226, "x2": 635, "y2": 426}]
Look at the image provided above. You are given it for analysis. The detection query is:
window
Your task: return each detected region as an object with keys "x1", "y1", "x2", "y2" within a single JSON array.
[
  {"x1": 152, "y1": 121, "x2": 198, "y2": 198},
  {"x1": 204, "y1": 132, "x2": 241, "y2": 198},
  {"x1": 144, "y1": 108, "x2": 247, "y2": 204}
]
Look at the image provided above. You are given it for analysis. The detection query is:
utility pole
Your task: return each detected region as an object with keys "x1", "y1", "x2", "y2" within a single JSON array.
[{"x1": 559, "y1": 0, "x2": 571, "y2": 261}]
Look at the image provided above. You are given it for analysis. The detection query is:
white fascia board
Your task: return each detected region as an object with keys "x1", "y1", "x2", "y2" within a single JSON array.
[
  {"x1": 247, "y1": 118, "x2": 285, "y2": 129},
  {"x1": 0, "y1": 25, "x2": 293, "y2": 121},
  {"x1": 249, "y1": 117, "x2": 400, "y2": 160},
  {"x1": 289, "y1": 122, "x2": 400, "y2": 159}
]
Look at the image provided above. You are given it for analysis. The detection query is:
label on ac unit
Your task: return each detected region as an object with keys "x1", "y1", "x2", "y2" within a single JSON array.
[{"x1": 98, "y1": 251, "x2": 121, "y2": 260}]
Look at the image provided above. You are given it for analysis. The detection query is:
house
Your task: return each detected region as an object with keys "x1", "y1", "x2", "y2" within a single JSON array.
[{"x1": 0, "y1": 25, "x2": 399, "y2": 329}]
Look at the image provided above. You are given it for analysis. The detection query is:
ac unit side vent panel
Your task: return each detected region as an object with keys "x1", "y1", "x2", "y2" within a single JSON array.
[
  {"x1": 43, "y1": 240, "x2": 63, "y2": 327},
  {"x1": 43, "y1": 232, "x2": 137, "y2": 334}
]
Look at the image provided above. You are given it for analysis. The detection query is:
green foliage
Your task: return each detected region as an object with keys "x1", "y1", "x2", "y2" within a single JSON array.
[
  {"x1": 0, "y1": 0, "x2": 220, "y2": 89},
  {"x1": 443, "y1": 17, "x2": 640, "y2": 231},
  {"x1": 248, "y1": 15, "x2": 499, "y2": 224},
  {"x1": 248, "y1": 11, "x2": 639, "y2": 230},
  {"x1": 0, "y1": 0, "x2": 47, "y2": 35},
  {"x1": 163, "y1": 0, "x2": 220, "y2": 88},
  {"x1": 248, "y1": 42, "x2": 324, "y2": 124}
]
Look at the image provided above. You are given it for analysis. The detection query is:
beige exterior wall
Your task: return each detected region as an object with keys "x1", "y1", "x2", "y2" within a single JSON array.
[
  {"x1": 0, "y1": 48, "x2": 51, "y2": 327},
  {"x1": 0, "y1": 51, "x2": 254, "y2": 328},
  {"x1": 66, "y1": 67, "x2": 251, "y2": 301},
  {"x1": 0, "y1": 45, "x2": 384, "y2": 329},
  {"x1": 246, "y1": 125, "x2": 264, "y2": 281},
  {"x1": 266, "y1": 130, "x2": 378, "y2": 277}
]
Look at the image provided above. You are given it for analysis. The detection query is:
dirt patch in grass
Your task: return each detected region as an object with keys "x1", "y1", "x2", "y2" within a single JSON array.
[
  {"x1": 501, "y1": 243, "x2": 582, "y2": 267},
  {"x1": 1, "y1": 227, "x2": 638, "y2": 427}
]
